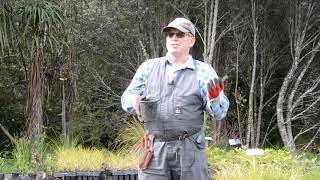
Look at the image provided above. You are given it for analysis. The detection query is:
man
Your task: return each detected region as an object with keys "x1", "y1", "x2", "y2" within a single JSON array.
[{"x1": 121, "y1": 17, "x2": 229, "y2": 180}]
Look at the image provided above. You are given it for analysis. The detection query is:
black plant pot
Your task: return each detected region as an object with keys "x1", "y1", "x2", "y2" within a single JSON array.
[
  {"x1": 0, "y1": 173, "x2": 4, "y2": 180},
  {"x1": 52, "y1": 170, "x2": 138, "y2": 180}
]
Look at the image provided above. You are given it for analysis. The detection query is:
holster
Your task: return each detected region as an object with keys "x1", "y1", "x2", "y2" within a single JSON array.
[{"x1": 139, "y1": 134, "x2": 155, "y2": 170}]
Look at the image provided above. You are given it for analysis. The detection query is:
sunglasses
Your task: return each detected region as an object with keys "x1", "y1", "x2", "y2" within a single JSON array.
[{"x1": 165, "y1": 32, "x2": 189, "y2": 38}]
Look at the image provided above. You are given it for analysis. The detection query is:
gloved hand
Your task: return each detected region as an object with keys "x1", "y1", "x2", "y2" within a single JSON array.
[{"x1": 207, "y1": 78, "x2": 224, "y2": 99}]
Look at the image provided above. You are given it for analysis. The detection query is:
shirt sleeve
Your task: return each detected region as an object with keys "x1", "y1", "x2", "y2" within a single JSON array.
[
  {"x1": 198, "y1": 62, "x2": 230, "y2": 120},
  {"x1": 205, "y1": 92, "x2": 229, "y2": 120},
  {"x1": 121, "y1": 60, "x2": 152, "y2": 113}
]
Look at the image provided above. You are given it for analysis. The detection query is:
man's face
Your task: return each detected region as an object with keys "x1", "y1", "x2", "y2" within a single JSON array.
[{"x1": 165, "y1": 28, "x2": 195, "y2": 55}]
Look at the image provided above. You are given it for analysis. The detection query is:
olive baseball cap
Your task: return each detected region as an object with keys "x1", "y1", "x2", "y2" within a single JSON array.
[{"x1": 162, "y1": 17, "x2": 195, "y2": 36}]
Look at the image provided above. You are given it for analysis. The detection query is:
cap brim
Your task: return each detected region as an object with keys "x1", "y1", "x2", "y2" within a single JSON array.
[{"x1": 162, "y1": 25, "x2": 190, "y2": 34}]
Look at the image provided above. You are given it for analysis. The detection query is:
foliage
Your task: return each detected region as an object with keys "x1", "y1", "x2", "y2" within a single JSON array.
[
  {"x1": 0, "y1": 1, "x2": 15, "y2": 54},
  {"x1": 18, "y1": 0, "x2": 64, "y2": 48},
  {"x1": 103, "y1": 151, "x2": 137, "y2": 170},
  {"x1": 206, "y1": 147, "x2": 320, "y2": 179},
  {"x1": 53, "y1": 146, "x2": 137, "y2": 171},
  {"x1": 47, "y1": 135, "x2": 79, "y2": 151},
  {"x1": 54, "y1": 147, "x2": 105, "y2": 171},
  {"x1": 71, "y1": 108, "x2": 127, "y2": 147},
  {"x1": 114, "y1": 118, "x2": 144, "y2": 154},
  {"x1": 10, "y1": 137, "x2": 33, "y2": 173},
  {"x1": 1, "y1": 139, "x2": 320, "y2": 179},
  {"x1": 0, "y1": 152, "x2": 15, "y2": 173}
]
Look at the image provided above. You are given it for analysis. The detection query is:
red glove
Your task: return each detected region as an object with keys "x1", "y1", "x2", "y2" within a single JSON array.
[{"x1": 207, "y1": 78, "x2": 224, "y2": 99}]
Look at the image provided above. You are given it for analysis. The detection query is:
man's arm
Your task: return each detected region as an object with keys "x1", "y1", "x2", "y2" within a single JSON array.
[
  {"x1": 121, "y1": 60, "x2": 155, "y2": 113},
  {"x1": 205, "y1": 83, "x2": 229, "y2": 120},
  {"x1": 198, "y1": 63, "x2": 229, "y2": 120}
]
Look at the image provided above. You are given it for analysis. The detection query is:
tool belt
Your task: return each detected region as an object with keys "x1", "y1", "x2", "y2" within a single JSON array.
[
  {"x1": 154, "y1": 128, "x2": 201, "y2": 142},
  {"x1": 139, "y1": 134, "x2": 155, "y2": 170}
]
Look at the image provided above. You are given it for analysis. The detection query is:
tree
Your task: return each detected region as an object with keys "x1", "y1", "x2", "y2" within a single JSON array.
[
  {"x1": 246, "y1": 0, "x2": 258, "y2": 148},
  {"x1": 61, "y1": 0, "x2": 78, "y2": 137},
  {"x1": 19, "y1": 0, "x2": 64, "y2": 166},
  {"x1": 276, "y1": 1, "x2": 320, "y2": 152}
]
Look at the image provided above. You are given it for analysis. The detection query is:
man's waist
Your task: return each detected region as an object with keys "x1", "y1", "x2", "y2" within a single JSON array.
[{"x1": 149, "y1": 128, "x2": 201, "y2": 142}]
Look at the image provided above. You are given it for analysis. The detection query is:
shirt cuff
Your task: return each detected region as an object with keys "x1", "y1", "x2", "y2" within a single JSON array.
[{"x1": 122, "y1": 95, "x2": 138, "y2": 114}]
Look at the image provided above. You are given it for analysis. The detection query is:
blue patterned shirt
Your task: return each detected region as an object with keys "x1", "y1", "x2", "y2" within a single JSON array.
[{"x1": 121, "y1": 55, "x2": 229, "y2": 120}]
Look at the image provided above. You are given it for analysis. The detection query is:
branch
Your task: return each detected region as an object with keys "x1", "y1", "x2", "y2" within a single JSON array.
[
  {"x1": 292, "y1": 77, "x2": 320, "y2": 110},
  {"x1": 87, "y1": 66, "x2": 121, "y2": 98},
  {"x1": 262, "y1": 113, "x2": 277, "y2": 147},
  {"x1": 292, "y1": 95, "x2": 320, "y2": 121},
  {"x1": 303, "y1": 125, "x2": 320, "y2": 152},
  {"x1": 293, "y1": 122, "x2": 320, "y2": 142},
  {"x1": 0, "y1": 122, "x2": 15, "y2": 144},
  {"x1": 262, "y1": 92, "x2": 279, "y2": 109}
]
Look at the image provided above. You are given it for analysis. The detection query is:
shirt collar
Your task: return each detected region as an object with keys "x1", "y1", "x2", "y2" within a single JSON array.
[{"x1": 165, "y1": 54, "x2": 195, "y2": 70}]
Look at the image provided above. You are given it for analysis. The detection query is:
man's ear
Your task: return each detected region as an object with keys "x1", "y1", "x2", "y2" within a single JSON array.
[{"x1": 189, "y1": 36, "x2": 196, "y2": 48}]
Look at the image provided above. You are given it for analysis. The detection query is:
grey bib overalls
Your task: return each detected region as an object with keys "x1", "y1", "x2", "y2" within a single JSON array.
[{"x1": 139, "y1": 58, "x2": 209, "y2": 180}]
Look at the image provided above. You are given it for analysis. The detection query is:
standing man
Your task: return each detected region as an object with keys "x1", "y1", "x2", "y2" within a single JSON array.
[{"x1": 121, "y1": 17, "x2": 229, "y2": 180}]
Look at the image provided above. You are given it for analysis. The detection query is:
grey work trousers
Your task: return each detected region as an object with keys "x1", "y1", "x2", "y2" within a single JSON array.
[{"x1": 138, "y1": 132, "x2": 209, "y2": 180}]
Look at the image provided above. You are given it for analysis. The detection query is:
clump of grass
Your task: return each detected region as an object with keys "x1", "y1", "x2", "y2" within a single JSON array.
[
  {"x1": 0, "y1": 153, "x2": 14, "y2": 173},
  {"x1": 212, "y1": 163, "x2": 303, "y2": 180},
  {"x1": 115, "y1": 119, "x2": 144, "y2": 154},
  {"x1": 53, "y1": 147, "x2": 138, "y2": 171},
  {"x1": 11, "y1": 137, "x2": 33, "y2": 173},
  {"x1": 54, "y1": 147, "x2": 106, "y2": 171},
  {"x1": 48, "y1": 135, "x2": 80, "y2": 150},
  {"x1": 104, "y1": 151, "x2": 138, "y2": 170}
]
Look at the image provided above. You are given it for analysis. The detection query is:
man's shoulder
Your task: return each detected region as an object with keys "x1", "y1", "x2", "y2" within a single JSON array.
[
  {"x1": 193, "y1": 59, "x2": 214, "y2": 70},
  {"x1": 138, "y1": 57, "x2": 166, "y2": 74},
  {"x1": 193, "y1": 59, "x2": 218, "y2": 82},
  {"x1": 142, "y1": 57, "x2": 166, "y2": 66},
  {"x1": 146, "y1": 57, "x2": 166, "y2": 63}
]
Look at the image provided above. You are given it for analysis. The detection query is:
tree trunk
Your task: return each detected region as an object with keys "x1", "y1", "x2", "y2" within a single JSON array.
[
  {"x1": 203, "y1": 0, "x2": 219, "y2": 65},
  {"x1": 247, "y1": 0, "x2": 258, "y2": 148},
  {"x1": 255, "y1": 54, "x2": 264, "y2": 147},
  {"x1": 26, "y1": 46, "x2": 44, "y2": 167},
  {"x1": 276, "y1": 62, "x2": 297, "y2": 152},
  {"x1": 64, "y1": 0, "x2": 78, "y2": 136}
]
